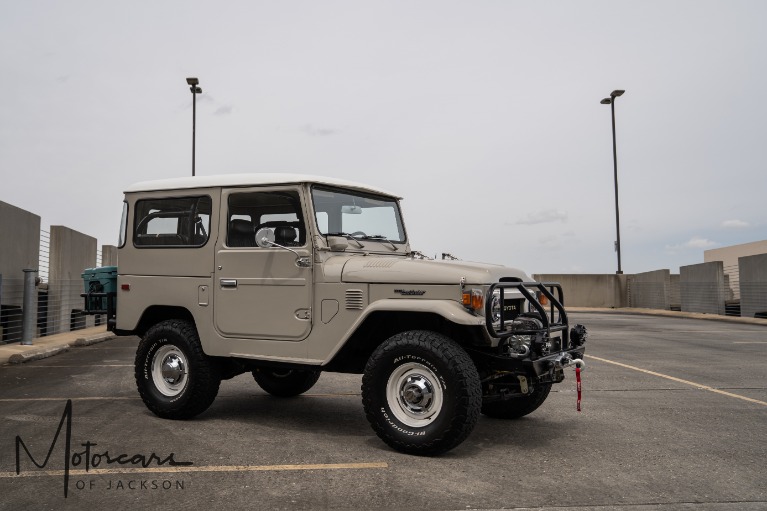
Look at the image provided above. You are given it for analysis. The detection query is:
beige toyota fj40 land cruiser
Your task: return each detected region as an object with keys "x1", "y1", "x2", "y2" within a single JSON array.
[{"x1": 97, "y1": 173, "x2": 586, "y2": 455}]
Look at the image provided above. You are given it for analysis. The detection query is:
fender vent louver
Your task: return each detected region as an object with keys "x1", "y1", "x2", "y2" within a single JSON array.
[{"x1": 346, "y1": 289, "x2": 364, "y2": 310}]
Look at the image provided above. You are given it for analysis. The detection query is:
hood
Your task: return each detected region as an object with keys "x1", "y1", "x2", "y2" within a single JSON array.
[{"x1": 341, "y1": 257, "x2": 530, "y2": 285}]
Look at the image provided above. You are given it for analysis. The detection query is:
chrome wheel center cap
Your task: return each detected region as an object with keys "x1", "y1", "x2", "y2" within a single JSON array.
[
  {"x1": 161, "y1": 354, "x2": 185, "y2": 384},
  {"x1": 401, "y1": 375, "x2": 433, "y2": 410}
]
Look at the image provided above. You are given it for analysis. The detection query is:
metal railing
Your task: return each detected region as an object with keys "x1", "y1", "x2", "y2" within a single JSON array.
[
  {"x1": 0, "y1": 276, "x2": 105, "y2": 344},
  {"x1": 0, "y1": 233, "x2": 105, "y2": 344}
]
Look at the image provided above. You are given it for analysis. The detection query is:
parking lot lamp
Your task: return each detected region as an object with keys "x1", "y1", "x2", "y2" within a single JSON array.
[
  {"x1": 186, "y1": 77, "x2": 202, "y2": 176},
  {"x1": 600, "y1": 89, "x2": 625, "y2": 275}
]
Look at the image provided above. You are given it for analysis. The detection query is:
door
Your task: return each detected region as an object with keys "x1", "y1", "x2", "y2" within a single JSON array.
[{"x1": 214, "y1": 187, "x2": 312, "y2": 341}]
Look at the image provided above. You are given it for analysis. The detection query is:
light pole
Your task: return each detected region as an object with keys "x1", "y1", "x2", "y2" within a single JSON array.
[
  {"x1": 600, "y1": 89, "x2": 625, "y2": 275},
  {"x1": 186, "y1": 77, "x2": 202, "y2": 176}
]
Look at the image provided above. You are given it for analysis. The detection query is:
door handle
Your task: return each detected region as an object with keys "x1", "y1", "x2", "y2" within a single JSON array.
[{"x1": 220, "y1": 279, "x2": 238, "y2": 288}]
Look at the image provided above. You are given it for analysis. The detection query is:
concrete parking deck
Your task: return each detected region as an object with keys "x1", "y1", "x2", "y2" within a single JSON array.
[{"x1": 1, "y1": 311, "x2": 765, "y2": 510}]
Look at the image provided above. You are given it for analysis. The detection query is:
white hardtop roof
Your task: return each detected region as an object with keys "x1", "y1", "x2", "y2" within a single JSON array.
[{"x1": 124, "y1": 173, "x2": 401, "y2": 198}]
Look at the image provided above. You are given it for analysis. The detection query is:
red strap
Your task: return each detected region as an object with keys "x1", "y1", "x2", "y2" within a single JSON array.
[{"x1": 575, "y1": 366, "x2": 582, "y2": 412}]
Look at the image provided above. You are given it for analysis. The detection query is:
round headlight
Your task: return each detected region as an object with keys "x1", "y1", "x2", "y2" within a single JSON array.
[{"x1": 490, "y1": 294, "x2": 502, "y2": 323}]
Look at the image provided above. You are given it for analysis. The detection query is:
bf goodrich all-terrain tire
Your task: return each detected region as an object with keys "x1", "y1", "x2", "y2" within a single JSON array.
[
  {"x1": 361, "y1": 330, "x2": 481, "y2": 455},
  {"x1": 252, "y1": 368, "x2": 321, "y2": 397},
  {"x1": 481, "y1": 382, "x2": 552, "y2": 419},
  {"x1": 135, "y1": 319, "x2": 220, "y2": 420}
]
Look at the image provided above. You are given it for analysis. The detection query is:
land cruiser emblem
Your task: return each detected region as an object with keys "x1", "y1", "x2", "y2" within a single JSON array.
[{"x1": 394, "y1": 289, "x2": 426, "y2": 296}]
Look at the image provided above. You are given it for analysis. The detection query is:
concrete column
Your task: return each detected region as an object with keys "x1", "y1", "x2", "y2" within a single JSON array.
[
  {"x1": 48, "y1": 226, "x2": 97, "y2": 334},
  {"x1": 680, "y1": 262, "x2": 726, "y2": 315},
  {"x1": 629, "y1": 269, "x2": 671, "y2": 309},
  {"x1": 739, "y1": 253, "x2": 767, "y2": 319},
  {"x1": 101, "y1": 245, "x2": 118, "y2": 266},
  {"x1": 0, "y1": 201, "x2": 40, "y2": 308}
]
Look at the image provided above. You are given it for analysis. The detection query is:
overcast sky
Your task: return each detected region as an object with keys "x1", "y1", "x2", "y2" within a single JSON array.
[{"x1": 2, "y1": 1, "x2": 765, "y2": 275}]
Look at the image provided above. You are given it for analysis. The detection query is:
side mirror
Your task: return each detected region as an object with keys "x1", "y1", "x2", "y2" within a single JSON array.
[
  {"x1": 255, "y1": 227, "x2": 275, "y2": 248},
  {"x1": 255, "y1": 227, "x2": 311, "y2": 268},
  {"x1": 327, "y1": 236, "x2": 348, "y2": 252}
]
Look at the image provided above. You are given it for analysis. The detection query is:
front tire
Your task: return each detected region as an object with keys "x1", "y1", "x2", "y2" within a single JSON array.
[
  {"x1": 361, "y1": 331, "x2": 481, "y2": 455},
  {"x1": 135, "y1": 319, "x2": 220, "y2": 420},
  {"x1": 252, "y1": 368, "x2": 321, "y2": 397}
]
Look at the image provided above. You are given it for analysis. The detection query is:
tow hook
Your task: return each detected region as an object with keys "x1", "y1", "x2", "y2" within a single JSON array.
[
  {"x1": 552, "y1": 353, "x2": 586, "y2": 371},
  {"x1": 552, "y1": 354, "x2": 585, "y2": 411}
]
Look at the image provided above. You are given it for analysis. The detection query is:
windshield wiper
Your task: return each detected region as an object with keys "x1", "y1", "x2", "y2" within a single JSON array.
[
  {"x1": 363, "y1": 235, "x2": 398, "y2": 251},
  {"x1": 324, "y1": 232, "x2": 364, "y2": 248}
]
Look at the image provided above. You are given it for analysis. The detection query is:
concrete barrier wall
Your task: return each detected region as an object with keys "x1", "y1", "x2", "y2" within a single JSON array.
[
  {"x1": 680, "y1": 262, "x2": 726, "y2": 315},
  {"x1": 739, "y1": 253, "x2": 767, "y2": 319},
  {"x1": 532, "y1": 274, "x2": 628, "y2": 308},
  {"x1": 101, "y1": 245, "x2": 118, "y2": 266},
  {"x1": 0, "y1": 201, "x2": 41, "y2": 307},
  {"x1": 629, "y1": 269, "x2": 671, "y2": 309},
  {"x1": 48, "y1": 226, "x2": 97, "y2": 334}
]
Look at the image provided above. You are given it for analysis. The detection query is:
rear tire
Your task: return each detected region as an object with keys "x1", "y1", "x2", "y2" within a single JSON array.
[
  {"x1": 481, "y1": 382, "x2": 552, "y2": 419},
  {"x1": 135, "y1": 319, "x2": 220, "y2": 420},
  {"x1": 362, "y1": 330, "x2": 481, "y2": 455},
  {"x1": 252, "y1": 368, "x2": 321, "y2": 397}
]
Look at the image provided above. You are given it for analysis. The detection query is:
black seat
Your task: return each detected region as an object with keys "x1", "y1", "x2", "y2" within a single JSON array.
[
  {"x1": 229, "y1": 219, "x2": 255, "y2": 247},
  {"x1": 274, "y1": 226, "x2": 297, "y2": 246}
]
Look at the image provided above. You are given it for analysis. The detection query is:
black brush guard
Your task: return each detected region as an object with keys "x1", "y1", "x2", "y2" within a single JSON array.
[
  {"x1": 479, "y1": 282, "x2": 585, "y2": 377},
  {"x1": 485, "y1": 281, "x2": 568, "y2": 343}
]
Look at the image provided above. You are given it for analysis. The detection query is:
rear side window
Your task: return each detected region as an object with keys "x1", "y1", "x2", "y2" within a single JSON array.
[
  {"x1": 134, "y1": 196, "x2": 212, "y2": 247},
  {"x1": 118, "y1": 201, "x2": 128, "y2": 248}
]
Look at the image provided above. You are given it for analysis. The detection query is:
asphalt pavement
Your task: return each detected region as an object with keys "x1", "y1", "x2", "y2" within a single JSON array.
[{"x1": 1, "y1": 312, "x2": 765, "y2": 510}]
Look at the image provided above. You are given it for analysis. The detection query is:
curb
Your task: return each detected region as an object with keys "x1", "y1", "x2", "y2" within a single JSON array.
[
  {"x1": 4, "y1": 331, "x2": 117, "y2": 365},
  {"x1": 73, "y1": 333, "x2": 117, "y2": 347},
  {"x1": 8, "y1": 345, "x2": 71, "y2": 364}
]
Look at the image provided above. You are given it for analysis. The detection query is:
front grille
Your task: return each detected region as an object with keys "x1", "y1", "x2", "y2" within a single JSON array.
[{"x1": 503, "y1": 298, "x2": 523, "y2": 320}]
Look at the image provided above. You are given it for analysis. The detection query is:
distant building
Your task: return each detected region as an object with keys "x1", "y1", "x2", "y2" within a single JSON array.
[{"x1": 704, "y1": 240, "x2": 767, "y2": 301}]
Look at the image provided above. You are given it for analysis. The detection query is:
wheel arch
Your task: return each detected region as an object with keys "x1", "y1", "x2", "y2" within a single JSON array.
[
  {"x1": 323, "y1": 310, "x2": 486, "y2": 373},
  {"x1": 130, "y1": 305, "x2": 196, "y2": 337}
]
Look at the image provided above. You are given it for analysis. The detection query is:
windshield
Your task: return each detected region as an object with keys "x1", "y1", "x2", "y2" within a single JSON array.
[{"x1": 311, "y1": 186, "x2": 406, "y2": 243}]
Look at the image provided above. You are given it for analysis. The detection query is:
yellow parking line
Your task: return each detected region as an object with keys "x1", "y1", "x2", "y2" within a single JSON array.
[
  {"x1": 0, "y1": 393, "x2": 361, "y2": 403},
  {"x1": 5, "y1": 365, "x2": 133, "y2": 368},
  {"x1": 587, "y1": 355, "x2": 767, "y2": 407},
  {"x1": 0, "y1": 397, "x2": 138, "y2": 402},
  {"x1": 0, "y1": 462, "x2": 388, "y2": 479},
  {"x1": 302, "y1": 393, "x2": 360, "y2": 397}
]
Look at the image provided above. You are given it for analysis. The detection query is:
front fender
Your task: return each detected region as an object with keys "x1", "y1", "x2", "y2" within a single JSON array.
[
  {"x1": 320, "y1": 299, "x2": 484, "y2": 366},
  {"x1": 363, "y1": 298, "x2": 484, "y2": 326}
]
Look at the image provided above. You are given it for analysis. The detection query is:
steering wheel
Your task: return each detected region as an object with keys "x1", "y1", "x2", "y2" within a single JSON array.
[{"x1": 350, "y1": 231, "x2": 367, "y2": 238}]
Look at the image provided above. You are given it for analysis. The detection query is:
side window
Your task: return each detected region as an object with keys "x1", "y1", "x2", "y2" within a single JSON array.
[
  {"x1": 134, "y1": 196, "x2": 212, "y2": 247},
  {"x1": 227, "y1": 190, "x2": 305, "y2": 248}
]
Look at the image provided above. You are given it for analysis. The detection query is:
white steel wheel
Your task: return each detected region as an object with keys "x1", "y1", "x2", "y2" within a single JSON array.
[
  {"x1": 385, "y1": 362, "x2": 444, "y2": 427},
  {"x1": 151, "y1": 344, "x2": 189, "y2": 397},
  {"x1": 135, "y1": 319, "x2": 220, "y2": 420},
  {"x1": 361, "y1": 330, "x2": 482, "y2": 455}
]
